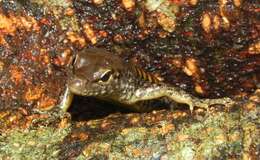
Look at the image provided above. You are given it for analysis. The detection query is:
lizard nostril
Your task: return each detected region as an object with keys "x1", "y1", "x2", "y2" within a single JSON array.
[{"x1": 74, "y1": 79, "x2": 82, "y2": 87}]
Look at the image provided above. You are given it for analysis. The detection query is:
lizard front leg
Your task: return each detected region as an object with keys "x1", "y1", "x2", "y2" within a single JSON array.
[{"x1": 59, "y1": 86, "x2": 74, "y2": 112}]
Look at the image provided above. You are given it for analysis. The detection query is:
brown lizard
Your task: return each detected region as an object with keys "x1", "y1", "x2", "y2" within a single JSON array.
[{"x1": 59, "y1": 48, "x2": 234, "y2": 112}]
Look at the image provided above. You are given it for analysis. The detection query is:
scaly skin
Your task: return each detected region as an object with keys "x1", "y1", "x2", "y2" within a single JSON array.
[{"x1": 59, "y1": 48, "x2": 235, "y2": 112}]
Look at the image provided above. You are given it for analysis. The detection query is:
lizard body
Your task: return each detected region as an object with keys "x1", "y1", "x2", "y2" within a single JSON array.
[{"x1": 60, "y1": 48, "x2": 234, "y2": 112}]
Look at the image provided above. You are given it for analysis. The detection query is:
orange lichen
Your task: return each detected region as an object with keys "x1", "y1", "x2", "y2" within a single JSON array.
[
  {"x1": 37, "y1": 96, "x2": 57, "y2": 111},
  {"x1": 176, "y1": 134, "x2": 190, "y2": 141},
  {"x1": 0, "y1": 13, "x2": 39, "y2": 35},
  {"x1": 24, "y1": 85, "x2": 44, "y2": 102},
  {"x1": 222, "y1": 16, "x2": 230, "y2": 30},
  {"x1": 24, "y1": 114, "x2": 49, "y2": 129},
  {"x1": 229, "y1": 131, "x2": 241, "y2": 142},
  {"x1": 122, "y1": 0, "x2": 135, "y2": 11},
  {"x1": 54, "y1": 49, "x2": 73, "y2": 66},
  {"x1": 215, "y1": 133, "x2": 227, "y2": 144},
  {"x1": 39, "y1": 49, "x2": 51, "y2": 65},
  {"x1": 9, "y1": 65, "x2": 24, "y2": 85},
  {"x1": 195, "y1": 83, "x2": 205, "y2": 94},
  {"x1": 248, "y1": 41, "x2": 260, "y2": 55},
  {"x1": 138, "y1": 12, "x2": 145, "y2": 28},
  {"x1": 213, "y1": 15, "x2": 221, "y2": 31},
  {"x1": 58, "y1": 116, "x2": 70, "y2": 129},
  {"x1": 170, "y1": 57, "x2": 183, "y2": 68},
  {"x1": 183, "y1": 58, "x2": 199, "y2": 77},
  {"x1": 129, "y1": 116, "x2": 141, "y2": 125},
  {"x1": 93, "y1": 0, "x2": 104, "y2": 5},
  {"x1": 71, "y1": 132, "x2": 89, "y2": 141},
  {"x1": 157, "y1": 13, "x2": 176, "y2": 32},
  {"x1": 64, "y1": 7, "x2": 75, "y2": 16},
  {"x1": 233, "y1": 0, "x2": 241, "y2": 7},
  {"x1": 130, "y1": 147, "x2": 142, "y2": 157},
  {"x1": 113, "y1": 34, "x2": 124, "y2": 42},
  {"x1": 66, "y1": 31, "x2": 86, "y2": 48},
  {"x1": 98, "y1": 30, "x2": 108, "y2": 38},
  {"x1": 83, "y1": 23, "x2": 97, "y2": 44},
  {"x1": 0, "y1": 60, "x2": 4, "y2": 72},
  {"x1": 61, "y1": 49, "x2": 73, "y2": 65},
  {"x1": 171, "y1": 110, "x2": 188, "y2": 119},
  {"x1": 189, "y1": 0, "x2": 198, "y2": 6},
  {"x1": 243, "y1": 102, "x2": 256, "y2": 111},
  {"x1": 219, "y1": 0, "x2": 231, "y2": 30},
  {"x1": 160, "y1": 123, "x2": 175, "y2": 135}
]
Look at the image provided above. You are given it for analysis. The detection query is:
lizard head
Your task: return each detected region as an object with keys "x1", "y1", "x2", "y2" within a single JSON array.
[{"x1": 68, "y1": 48, "x2": 125, "y2": 98}]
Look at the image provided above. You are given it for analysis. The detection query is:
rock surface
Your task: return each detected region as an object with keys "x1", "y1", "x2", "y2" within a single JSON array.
[{"x1": 0, "y1": 0, "x2": 259, "y2": 159}]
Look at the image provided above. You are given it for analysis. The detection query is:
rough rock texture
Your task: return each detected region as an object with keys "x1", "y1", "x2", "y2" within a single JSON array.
[{"x1": 0, "y1": 0, "x2": 259, "y2": 159}]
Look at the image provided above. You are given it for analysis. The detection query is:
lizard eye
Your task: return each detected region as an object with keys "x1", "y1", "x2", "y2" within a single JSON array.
[{"x1": 99, "y1": 70, "x2": 113, "y2": 82}]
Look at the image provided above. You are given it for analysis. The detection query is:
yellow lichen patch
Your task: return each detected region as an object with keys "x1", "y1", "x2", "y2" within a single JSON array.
[
  {"x1": 37, "y1": 96, "x2": 57, "y2": 111},
  {"x1": 201, "y1": 12, "x2": 211, "y2": 33},
  {"x1": 66, "y1": 31, "x2": 86, "y2": 48},
  {"x1": 0, "y1": 14, "x2": 16, "y2": 34},
  {"x1": 58, "y1": 115, "x2": 70, "y2": 129},
  {"x1": 171, "y1": 110, "x2": 188, "y2": 119},
  {"x1": 249, "y1": 89, "x2": 260, "y2": 103},
  {"x1": 176, "y1": 134, "x2": 190, "y2": 141},
  {"x1": 150, "y1": 122, "x2": 175, "y2": 136},
  {"x1": 157, "y1": 13, "x2": 176, "y2": 33},
  {"x1": 83, "y1": 142, "x2": 110, "y2": 158},
  {"x1": 160, "y1": 123, "x2": 175, "y2": 135},
  {"x1": 24, "y1": 85, "x2": 44, "y2": 102},
  {"x1": 0, "y1": 111, "x2": 11, "y2": 119},
  {"x1": 93, "y1": 0, "x2": 104, "y2": 5},
  {"x1": 9, "y1": 65, "x2": 24, "y2": 85},
  {"x1": 229, "y1": 131, "x2": 241, "y2": 142},
  {"x1": 213, "y1": 15, "x2": 221, "y2": 31},
  {"x1": 8, "y1": 114, "x2": 21, "y2": 124},
  {"x1": 138, "y1": 12, "x2": 145, "y2": 28},
  {"x1": 219, "y1": 0, "x2": 230, "y2": 30},
  {"x1": 122, "y1": 0, "x2": 135, "y2": 11},
  {"x1": 248, "y1": 41, "x2": 260, "y2": 55},
  {"x1": 183, "y1": 58, "x2": 199, "y2": 77},
  {"x1": 0, "y1": 36, "x2": 8, "y2": 46},
  {"x1": 0, "y1": 60, "x2": 4, "y2": 72},
  {"x1": 243, "y1": 102, "x2": 256, "y2": 111},
  {"x1": 129, "y1": 116, "x2": 141, "y2": 125},
  {"x1": 214, "y1": 133, "x2": 227, "y2": 144},
  {"x1": 83, "y1": 23, "x2": 97, "y2": 44},
  {"x1": 125, "y1": 145, "x2": 143, "y2": 157},
  {"x1": 195, "y1": 83, "x2": 205, "y2": 94},
  {"x1": 222, "y1": 16, "x2": 230, "y2": 30}
]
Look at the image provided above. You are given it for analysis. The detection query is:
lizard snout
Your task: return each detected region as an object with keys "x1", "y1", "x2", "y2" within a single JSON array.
[{"x1": 68, "y1": 77, "x2": 88, "y2": 95}]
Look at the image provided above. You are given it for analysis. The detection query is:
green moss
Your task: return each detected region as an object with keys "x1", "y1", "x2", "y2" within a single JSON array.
[{"x1": 0, "y1": 127, "x2": 70, "y2": 160}]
